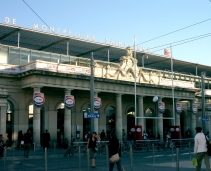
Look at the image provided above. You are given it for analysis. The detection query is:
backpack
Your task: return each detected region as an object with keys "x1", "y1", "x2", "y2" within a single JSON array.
[{"x1": 205, "y1": 135, "x2": 211, "y2": 156}]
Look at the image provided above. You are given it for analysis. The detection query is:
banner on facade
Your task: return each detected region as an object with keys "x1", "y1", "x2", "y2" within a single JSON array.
[
  {"x1": 94, "y1": 97, "x2": 102, "y2": 110},
  {"x1": 192, "y1": 103, "x2": 198, "y2": 114},
  {"x1": 176, "y1": 103, "x2": 182, "y2": 114},
  {"x1": 158, "y1": 102, "x2": 165, "y2": 114},
  {"x1": 64, "y1": 95, "x2": 75, "y2": 109},
  {"x1": 33, "y1": 92, "x2": 45, "y2": 108}
]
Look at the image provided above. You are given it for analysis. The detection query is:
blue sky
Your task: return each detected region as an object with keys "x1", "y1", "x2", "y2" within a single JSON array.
[{"x1": 0, "y1": 0, "x2": 211, "y2": 66}]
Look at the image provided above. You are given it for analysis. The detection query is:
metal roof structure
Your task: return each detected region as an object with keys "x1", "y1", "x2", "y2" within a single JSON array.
[{"x1": 0, "y1": 23, "x2": 210, "y2": 77}]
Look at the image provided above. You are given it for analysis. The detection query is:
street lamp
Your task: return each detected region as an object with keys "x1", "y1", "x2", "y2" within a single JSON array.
[{"x1": 142, "y1": 54, "x2": 148, "y2": 67}]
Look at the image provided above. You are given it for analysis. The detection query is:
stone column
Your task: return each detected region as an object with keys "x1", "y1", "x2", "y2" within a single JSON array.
[
  {"x1": 94, "y1": 92, "x2": 99, "y2": 133},
  {"x1": 33, "y1": 86, "x2": 42, "y2": 147},
  {"x1": 137, "y1": 96, "x2": 145, "y2": 131},
  {"x1": 0, "y1": 89, "x2": 8, "y2": 138},
  {"x1": 64, "y1": 89, "x2": 72, "y2": 142},
  {"x1": 116, "y1": 94, "x2": 122, "y2": 141},
  {"x1": 190, "y1": 100, "x2": 196, "y2": 138},
  {"x1": 157, "y1": 97, "x2": 163, "y2": 141}
]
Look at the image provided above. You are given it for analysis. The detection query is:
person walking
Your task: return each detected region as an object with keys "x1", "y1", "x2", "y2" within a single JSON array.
[
  {"x1": 194, "y1": 127, "x2": 210, "y2": 171},
  {"x1": 100, "y1": 130, "x2": 105, "y2": 141},
  {"x1": 23, "y1": 129, "x2": 32, "y2": 158},
  {"x1": 86, "y1": 132, "x2": 101, "y2": 168},
  {"x1": 109, "y1": 132, "x2": 123, "y2": 171},
  {"x1": 0, "y1": 134, "x2": 5, "y2": 158},
  {"x1": 43, "y1": 130, "x2": 50, "y2": 150},
  {"x1": 17, "y1": 130, "x2": 24, "y2": 149}
]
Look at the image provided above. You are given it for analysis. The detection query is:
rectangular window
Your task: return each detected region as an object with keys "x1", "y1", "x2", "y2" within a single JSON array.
[
  {"x1": 9, "y1": 48, "x2": 20, "y2": 65},
  {"x1": 61, "y1": 55, "x2": 70, "y2": 64},
  {"x1": 20, "y1": 49, "x2": 30, "y2": 65},
  {"x1": 31, "y1": 51, "x2": 41, "y2": 61},
  {"x1": 0, "y1": 46, "x2": 8, "y2": 64},
  {"x1": 41, "y1": 52, "x2": 51, "y2": 62},
  {"x1": 51, "y1": 54, "x2": 60, "y2": 63}
]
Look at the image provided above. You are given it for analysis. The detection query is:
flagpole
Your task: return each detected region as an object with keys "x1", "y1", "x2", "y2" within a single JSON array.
[
  {"x1": 170, "y1": 45, "x2": 175, "y2": 126},
  {"x1": 134, "y1": 36, "x2": 137, "y2": 126}
]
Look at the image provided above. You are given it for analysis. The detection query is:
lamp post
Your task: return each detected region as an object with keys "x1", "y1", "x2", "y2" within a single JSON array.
[
  {"x1": 90, "y1": 52, "x2": 94, "y2": 132},
  {"x1": 201, "y1": 72, "x2": 206, "y2": 133}
]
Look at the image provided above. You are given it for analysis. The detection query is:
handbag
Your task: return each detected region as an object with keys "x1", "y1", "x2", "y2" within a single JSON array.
[
  {"x1": 204, "y1": 135, "x2": 211, "y2": 156},
  {"x1": 110, "y1": 153, "x2": 120, "y2": 163},
  {"x1": 110, "y1": 141, "x2": 120, "y2": 163},
  {"x1": 192, "y1": 157, "x2": 198, "y2": 166}
]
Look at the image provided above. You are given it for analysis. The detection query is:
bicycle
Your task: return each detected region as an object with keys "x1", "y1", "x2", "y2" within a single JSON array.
[
  {"x1": 97, "y1": 141, "x2": 106, "y2": 155},
  {"x1": 64, "y1": 145, "x2": 78, "y2": 157}
]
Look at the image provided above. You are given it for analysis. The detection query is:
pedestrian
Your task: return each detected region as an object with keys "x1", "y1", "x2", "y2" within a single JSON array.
[
  {"x1": 194, "y1": 127, "x2": 210, "y2": 171},
  {"x1": 17, "y1": 130, "x2": 24, "y2": 149},
  {"x1": 43, "y1": 130, "x2": 50, "y2": 150},
  {"x1": 110, "y1": 119, "x2": 115, "y2": 133},
  {"x1": 23, "y1": 129, "x2": 32, "y2": 158},
  {"x1": 109, "y1": 132, "x2": 123, "y2": 171},
  {"x1": 0, "y1": 134, "x2": 5, "y2": 157},
  {"x1": 186, "y1": 128, "x2": 191, "y2": 138},
  {"x1": 122, "y1": 129, "x2": 126, "y2": 142},
  {"x1": 142, "y1": 131, "x2": 148, "y2": 140},
  {"x1": 86, "y1": 132, "x2": 101, "y2": 168},
  {"x1": 206, "y1": 131, "x2": 210, "y2": 138},
  {"x1": 100, "y1": 129, "x2": 105, "y2": 141},
  {"x1": 85, "y1": 130, "x2": 91, "y2": 141}
]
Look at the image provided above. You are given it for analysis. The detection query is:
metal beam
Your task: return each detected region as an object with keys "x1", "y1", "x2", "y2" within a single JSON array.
[
  {"x1": 76, "y1": 46, "x2": 110, "y2": 57},
  {"x1": 0, "y1": 28, "x2": 20, "y2": 40},
  {"x1": 38, "y1": 38, "x2": 68, "y2": 50}
]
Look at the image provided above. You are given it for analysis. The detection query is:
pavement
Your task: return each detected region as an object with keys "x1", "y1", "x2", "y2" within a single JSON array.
[{"x1": 0, "y1": 146, "x2": 210, "y2": 171}]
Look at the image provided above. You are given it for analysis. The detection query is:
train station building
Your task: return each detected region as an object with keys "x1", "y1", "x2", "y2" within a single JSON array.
[{"x1": 0, "y1": 20, "x2": 211, "y2": 147}]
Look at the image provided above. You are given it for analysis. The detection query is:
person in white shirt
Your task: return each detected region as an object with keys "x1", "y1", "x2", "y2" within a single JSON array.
[{"x1": 194, "y1": 127, "x2": 210, "y2": 171}]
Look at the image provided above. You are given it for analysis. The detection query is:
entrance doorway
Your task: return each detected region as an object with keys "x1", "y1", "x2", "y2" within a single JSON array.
[
  {"x1": 6, "y1": 101, "x2": 13, "y2": 147},
  {"x1": 57, "y1": 103, "x2": 64, "y2": 147},
  {"x1": 127, "y1": 107, "x2": 135, "y2": 139}
]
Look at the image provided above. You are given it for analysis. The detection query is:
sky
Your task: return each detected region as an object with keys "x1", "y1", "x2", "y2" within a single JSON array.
[{"x1": 0, "y1": 0, "x2": 211, "y2": 66}]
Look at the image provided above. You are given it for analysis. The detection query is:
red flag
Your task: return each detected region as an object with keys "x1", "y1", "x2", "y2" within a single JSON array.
[{"x1": 164, "y1": 49, "x2": 171, "y2": 56}]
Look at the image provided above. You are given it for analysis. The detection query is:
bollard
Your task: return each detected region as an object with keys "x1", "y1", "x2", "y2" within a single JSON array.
[
  {"x1": 152, "y1": 144, "x2": 155, "y2": 164},
  {"x1": 54, "y1": 142, "x2": 56, "y2": 154},
  {"x1": 130, "y1": 144, "x2": 133, "y2": 171},
  {"x1": 176, "y1": 148, "x2": 179, "y2": 171},
  {"x1": 45, "y1": 147, "x2": 47, "y2": 171},
  {"x1": 106, "y1": 145, "x2": 109, "y2": 169},
  {"x1": 4, "y1": 148, "x2": 7, "y2": 169},
  {"x1": 33, "y1": 143, "x2": 36, "y2": 151},
  {"x1": 189, "y1": 142, "x2": 191, "y2": 161},
  {"x1": 78, "y1": 146, "x2": 81, "y2": 171},
  {"x1": 171, "y1": 147, "x2": 173, "y2": 162},
  {"x1": 87, "y1": 148, "x2": 90, "y2": 171}
]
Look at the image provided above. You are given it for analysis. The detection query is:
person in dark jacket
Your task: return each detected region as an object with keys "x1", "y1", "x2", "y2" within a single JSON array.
[
  {"x1": 23, "y1": 129, "x2": 32, "y2": 158},
  {"x1": 43, "y1": 130, "x2": 50, "y2": 150},
  {"x1": 17, "y1": 130, "x2": 24, "y2": 149},
  {"x1": 109, "y1": 132, "x2": 123, "y2": 171}
]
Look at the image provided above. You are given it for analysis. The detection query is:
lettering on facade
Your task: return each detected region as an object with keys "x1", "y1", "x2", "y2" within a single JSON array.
[{"x1": 3, "y1": 17, "x2": 150, "y2": 50}]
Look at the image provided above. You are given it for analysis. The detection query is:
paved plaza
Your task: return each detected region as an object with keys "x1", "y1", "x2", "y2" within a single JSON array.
[{"x1": 0, "y1": 146, "x2": 210, "y2": 171}]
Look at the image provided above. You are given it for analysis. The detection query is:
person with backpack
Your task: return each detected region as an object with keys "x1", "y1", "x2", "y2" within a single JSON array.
[{"x1": 193, "y1": 127, "x2": 210, "y2": 171}]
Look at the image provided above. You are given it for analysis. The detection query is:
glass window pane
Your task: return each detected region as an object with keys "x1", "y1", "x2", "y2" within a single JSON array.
[
  {"x1": 20, "y1": 49, "x2": 30, "y2": 65},
  {"x1": 51, "y1": 54, "x2": 60, "y2": 63},
  {"x1": 70, "y1": 56, "x2": 78, "y2": 65},
  {"x1": 9, "y1": 48, "x2": 20, "y2": 65},
  {"x1": 61, "y1": 55, "x2": 69, "y2": 64},
  {"x1": 41, "y1": 52, "x2": 51, "y2": 62},
  {"x1": 0, "y1": 46, "x2": 8, "y2": 64},
  {"x1": 31, "y1": 51, "x2": 41, "y2": 61}
]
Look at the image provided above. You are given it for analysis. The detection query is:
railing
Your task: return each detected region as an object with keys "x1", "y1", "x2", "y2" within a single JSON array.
[
  {"x1": 1, "y1": 139, "x2": 200, "y2": 171},
  {"x1": 0, "y1": 44, "x2": 210, "y2": 89}
]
